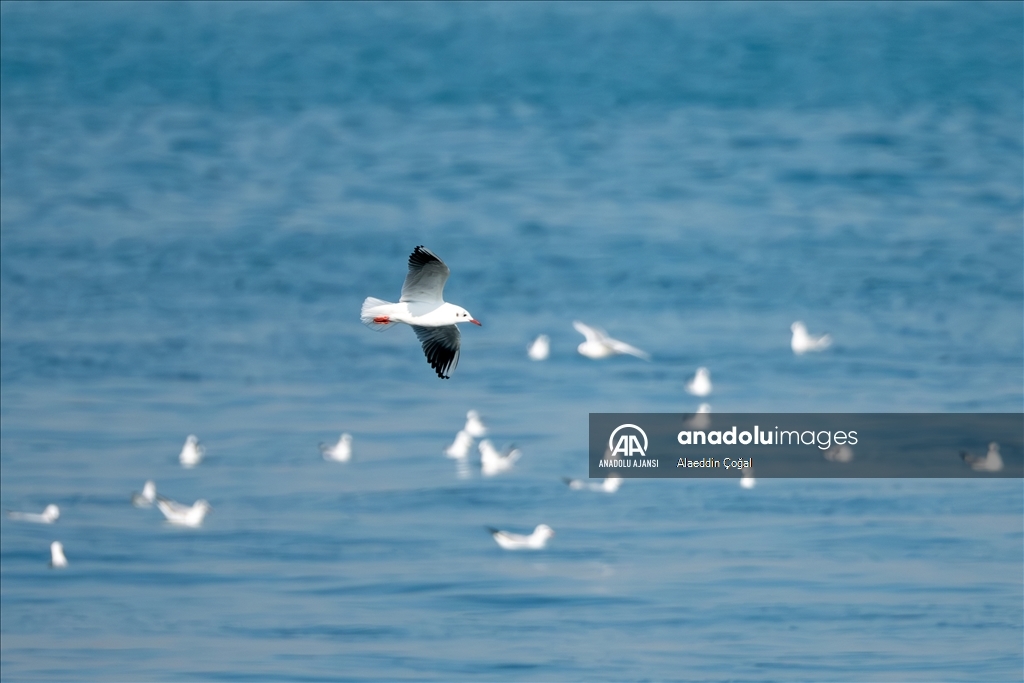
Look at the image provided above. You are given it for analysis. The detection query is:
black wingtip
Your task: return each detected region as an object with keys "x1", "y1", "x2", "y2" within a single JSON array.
[
  {"x1": 409, "y1": 245, "x2": 441, "y2": 269},
  {"x1": 485, "y1": 526, "x2": 500, "y2": 535}
]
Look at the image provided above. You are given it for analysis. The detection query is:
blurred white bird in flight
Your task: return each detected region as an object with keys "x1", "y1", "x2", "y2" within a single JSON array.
[
  {"x1": 572, "y1": 321, "x2": 650, "y2": 360},
  {"x1": 7, "y1": 504, "x2": 60, "y2": 524},
  {"x1": 464, "y1": 410, "x2": 487, "y2": 438},
  {"x1": 179, "y1": 435, "x2": 204, "y2": 468},
  {"x1": 527, "y1": 334, "x2": 550, "y2": 361},
  {"x1": 156, "y1": 496, "x2": 212, "y2": 528},
  {"x1": 361, "y1": 246, "x2": 481, "y2": 379},
  {"x1": 132, "y1": 480, "x2": 157, "y2": 507},
  {"x1": 50, "y1": 541, "x2": 68, "y2": 569},
  {"x1": 960, "y1": 442, "x2": 1003, "y2": 472},
  {"x1": 685, "y1": 367, "x2": 713, "y2": 396},
  {"x1": 487, "y1": 524, "x2": 555, "y2": 550},
  {"x1": 479, "y1": 439, "x2": 521, "y2": 476},
  {"x1": 320, "y1": 433, "x2": 353, "y2": 462},
  {"x1": 790, "y1": 321, "x2": 832, "y2": 354},
  {"x1": 563, "y1": 475, "x2": 622, "y2": 493}
]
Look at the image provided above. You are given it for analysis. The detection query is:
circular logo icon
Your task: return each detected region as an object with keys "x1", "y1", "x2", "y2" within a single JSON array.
[{"x1": 608, "y1": 424, "x2": 648, "y2": 458}]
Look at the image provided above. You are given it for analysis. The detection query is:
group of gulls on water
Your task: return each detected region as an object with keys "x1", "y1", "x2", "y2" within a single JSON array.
[
  {"x1": 10, "y1": 435, "x2": 215, "y2": 568},
  {"x1": 10, "y1": 246, "x2": 1007, "y2": 565}
]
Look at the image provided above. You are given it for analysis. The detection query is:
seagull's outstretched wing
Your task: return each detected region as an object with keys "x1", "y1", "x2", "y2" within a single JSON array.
[
  {"x1": 401, "y1": 246, "x2": 450, "y2": 303},
  {"x1": 572, "y1": 320, "x2": 606, "y2": 343},
  {"x1": 412, "y1": 325, "x2": 461, "y2": 379},
  {"x1": 607, "y1": 338, "x2": 650, "y2": 360}
]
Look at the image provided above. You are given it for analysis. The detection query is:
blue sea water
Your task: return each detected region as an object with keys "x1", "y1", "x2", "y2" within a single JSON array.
[{"x1": 1, "y1": 2, "x2": 1022, "y2": 680}]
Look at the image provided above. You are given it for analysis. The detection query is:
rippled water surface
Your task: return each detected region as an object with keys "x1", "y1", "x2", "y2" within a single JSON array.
[{"x1": 2, "y1": 3, "x2": 1022, "y2": 680}]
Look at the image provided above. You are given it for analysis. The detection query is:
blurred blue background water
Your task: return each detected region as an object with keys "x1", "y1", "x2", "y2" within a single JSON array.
[{"x1": 1, "y1": 2, "x2": 1021, "y2": 680}]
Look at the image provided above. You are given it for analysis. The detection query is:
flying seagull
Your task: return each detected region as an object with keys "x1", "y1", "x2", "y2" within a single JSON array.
[
  {"x1": 572, "y1": 321, "x2": 649, "y2": 360},
  {"x1": 480, "y1": 439, "x2": 521, "y2": 476},
  {"x1": 362, "y1": 246, "x2": 481, "y2": 379},
  {"x1": 791, "y1": 321, "x2": 832, "y2": 354}
]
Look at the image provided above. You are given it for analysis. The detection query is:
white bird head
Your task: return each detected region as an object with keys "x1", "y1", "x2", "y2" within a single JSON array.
[
  {"x1": 451, "y1": 305, "x2": 481, "y2": 326},
  {"x1": 41, "y1": 505, "x2": 60, "y2": 523},
  {"x1": 465, "y1": 410, "x2": 487, "y2": 437},
  {"x1": 533, "y1": 524, "x2": 555, "y2": 541},
  {"x1": 791, "y1": 321, "x2": 806, "y2": 333}
]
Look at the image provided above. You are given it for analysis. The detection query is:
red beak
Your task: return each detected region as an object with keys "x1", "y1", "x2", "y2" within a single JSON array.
[{"x1": 470, "y1": 319, "x2": 482, "y2": 326}]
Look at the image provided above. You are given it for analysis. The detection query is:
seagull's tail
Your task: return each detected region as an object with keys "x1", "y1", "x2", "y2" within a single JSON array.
[
  {"x1": 361, "y1": 297, "x2": 396, "y2": 331},
  {"x1": 485, "y1": 526, "x2": 501, "y2": 535}
]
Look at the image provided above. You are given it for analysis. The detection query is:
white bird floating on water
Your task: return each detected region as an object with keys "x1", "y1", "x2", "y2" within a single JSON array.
[
  {"x1": 132, "y1": 480, "x2": 157, "y2": 507},
  {"x1": 480, "y1": 439, "x2": 521, "y2": 476},
  {"x1": 486, "y1": 524, "x2": 555, "y2": 550},
  {"x1": 685, "y1": 367, "x2": 713, "y2": 397},
  {"x1": 527, "y1": 334, "x2": 550, "y2": 361},
  {"x1": 572, "y1": 321, "x2": 650, "y2": 360},
  {"x1": 320, "y1": 433, "x2": 353, "y2": 462},
  {"x1": 361, "y1": 246, "x2": 481, "y2": 379},
  {"x1": 823, "y1": 444, "x2": 855, "y2": 463},
  {"x1": 684, "y1": 403, "x2": 712, "y2": 429},
  {"x1": 563, "y1": 475, "x2": 622, "y2": 493},
  {"x1": 50, "y1": 541, "x2": 68, "y2": 569},
  {"x1": 156, "y1": 496, "x2": 212, "y2": 528},
  {"x1": 961, "y1": 442, "x2": 1003, "y2": 473},
  {"x1": 464, "y1": 410, "x2": 488, "y2": 438},
  {"x1": 791, "y1": 321, "x2": 832, "y2": 355},
  {"x1": 445, "y1": 429, "x2": 474, "y2": 459},
  {"x1": 740, "y1": 465, "x2": 756, "y2": 489},
  {"x1": 179, "y1": 435, "x2": 204, "y2": 468},
  {"x1": 7, "y1": 504, "x2": 60, "y2": 524}
]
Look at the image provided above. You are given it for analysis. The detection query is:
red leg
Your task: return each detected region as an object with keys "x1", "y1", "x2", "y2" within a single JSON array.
[{"x1": 373, "y1": 316, "x2": 390, "y2": 324}]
